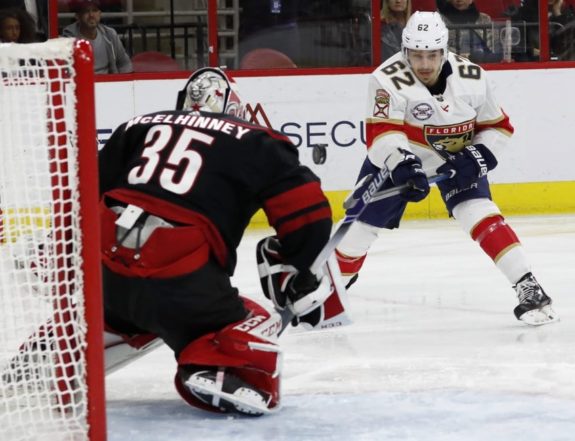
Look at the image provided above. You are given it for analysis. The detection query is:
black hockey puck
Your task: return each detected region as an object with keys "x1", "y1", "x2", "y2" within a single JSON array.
[{"x1": 312, "y1": 144, "x2": 327, "y2": 164}]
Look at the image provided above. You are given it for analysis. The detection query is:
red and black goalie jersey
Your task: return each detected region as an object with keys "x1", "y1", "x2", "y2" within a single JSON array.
[{"x1": 99, "y1": 110, "x2": 332, "y2": 274}]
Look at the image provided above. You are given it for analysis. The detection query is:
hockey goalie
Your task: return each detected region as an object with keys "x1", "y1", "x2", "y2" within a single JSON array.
[{"x1": 98, "y1": 67, "x2": 350, "y2": 416}]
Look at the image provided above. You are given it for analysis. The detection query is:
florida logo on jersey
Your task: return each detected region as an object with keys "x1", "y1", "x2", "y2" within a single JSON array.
[
  {"x1": 424, "y1": 120, "x2": 475, "y2": 154},
  {"x1": 373, "y1": 89, "x2": 390, "y2": 118}
]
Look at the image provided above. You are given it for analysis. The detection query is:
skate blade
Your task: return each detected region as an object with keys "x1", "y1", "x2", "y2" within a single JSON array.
[
  {"x1": 519, "y1": 305, "x2": 560, "y2": 326},
  {"x1": 185, "y1": 377, "x2": 276, "y2": 416}
]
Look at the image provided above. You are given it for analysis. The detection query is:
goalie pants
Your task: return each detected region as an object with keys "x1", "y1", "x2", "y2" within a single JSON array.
[
  {"x1": 103, "y1": 263, "x2": 248, "y2": 356},
  {"x1": 100, "y1": 198, "x2": 248, "y2": 356}
]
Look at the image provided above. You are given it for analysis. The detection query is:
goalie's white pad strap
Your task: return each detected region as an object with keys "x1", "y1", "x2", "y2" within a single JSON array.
[
  {"x1": 257, "y1": 262, "x2": 297, "y2": 294},
  {"x1": 257, "y1": 262, "x2": 296, "y2": 276},
  {"x1": 213, "y1": 368, "x2": 225, "y2": 408}
]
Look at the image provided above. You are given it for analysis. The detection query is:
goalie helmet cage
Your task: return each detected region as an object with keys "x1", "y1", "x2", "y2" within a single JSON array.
[{"x1": 0, "y1": 39, "x2": 106, "y2": 441}]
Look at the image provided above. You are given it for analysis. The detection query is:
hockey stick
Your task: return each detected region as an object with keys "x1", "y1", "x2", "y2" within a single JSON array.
[
  {"x1": 369, "y1": 173, "x2": 448, "y2": 204},
  {"x1": 278, "y1": 171, "x2": 449, "y2": 333},
  {"x1": 310, "y1": 167, "x2": 390, "y2": 274},
  {"x1": 310, "y1": 172, "x2": 447, "y2": 274}
]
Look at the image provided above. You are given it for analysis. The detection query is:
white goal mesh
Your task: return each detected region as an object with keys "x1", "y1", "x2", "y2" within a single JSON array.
[{"x1": 0, "y1": 39, "x2": 104, "y2": 441}]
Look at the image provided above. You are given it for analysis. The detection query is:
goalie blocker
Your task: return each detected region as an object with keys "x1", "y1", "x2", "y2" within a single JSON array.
[{"x1": 257, "y1": 236, "x2": 351, "y2": 330}]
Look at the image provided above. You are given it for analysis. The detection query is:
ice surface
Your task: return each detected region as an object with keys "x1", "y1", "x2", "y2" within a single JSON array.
[{"x1": 106, "y1": 215, "x2": 575, "y2": 441}]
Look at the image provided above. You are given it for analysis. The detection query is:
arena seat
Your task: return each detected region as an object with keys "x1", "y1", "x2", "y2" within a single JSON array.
[
  {"x1": 239, "y1": 48, "x2": 297, "y2": 69},
  {"x1": 131, "y1": 51, "x2": 180, "y2": 72}
]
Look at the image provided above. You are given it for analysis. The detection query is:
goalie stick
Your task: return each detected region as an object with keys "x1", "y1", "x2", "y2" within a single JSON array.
[{"x1": 278, "y1": 171, "x2": 449, "y2": 333}]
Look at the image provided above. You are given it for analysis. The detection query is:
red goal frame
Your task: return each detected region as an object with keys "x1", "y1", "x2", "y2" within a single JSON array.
[{"x1": 73, "y1": 39, "x2": 107, "y2": 441}]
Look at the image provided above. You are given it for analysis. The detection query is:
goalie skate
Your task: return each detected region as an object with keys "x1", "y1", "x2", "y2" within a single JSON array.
[
  {"x1": 513, "y1": 273, "x2": 559, "y2": 326},
  {"x1": 184, "y1": 368, "x2": 275, "y2": 416},
  {"x1": 184, "y1": 368, "x2": 276, "y2": 416}
]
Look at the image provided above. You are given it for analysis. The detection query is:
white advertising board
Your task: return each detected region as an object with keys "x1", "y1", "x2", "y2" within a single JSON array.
[{"x1": 95, "y1": 69, "x2": 575, "y2": 190}]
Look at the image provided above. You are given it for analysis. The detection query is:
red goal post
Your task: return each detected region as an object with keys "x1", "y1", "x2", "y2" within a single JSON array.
[{"x1": 0, "y1": 39, "x2": 105, "y2": 441}]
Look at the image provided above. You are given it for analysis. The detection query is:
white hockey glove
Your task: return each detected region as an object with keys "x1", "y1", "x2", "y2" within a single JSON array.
[
  {"x1": 285, "y1": 270, "x2": 332, "y2": 316},
  {"x1": 256, "y1": 236, "x2": 330, "y2": 316}
]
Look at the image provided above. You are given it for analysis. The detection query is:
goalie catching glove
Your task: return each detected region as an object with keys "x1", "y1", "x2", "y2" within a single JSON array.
[
  {"x1": 257, "y1": 236, "x2": 329, "y2": 315},
  {"x1": 256, "y1": 236, "x2": 351, "y2": 330}
]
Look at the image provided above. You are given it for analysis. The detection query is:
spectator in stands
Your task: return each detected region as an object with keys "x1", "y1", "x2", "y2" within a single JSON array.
[
  {"x1": 381, "y1": 0, "x2": 412, "y2": 61},
  {"x1": 1, "y1": 0, "x2": 47, "y2": 40},
  {"x1": 0, "y1": 8, "x2": 37, "y2": 43},
  {"x1": 296, "y1": 0, "x2": 373, "y2": 66},
  {"x1": 436, "y1": 0, "x2": 500, "y2": 62},
  {"x1": 62, "y1": 0, "x2": 132, "y2": 74},
  {"x1": 515, "y1": 0, "x2": 575, "y2": 60},
  {"x1": 550, "y1": 0, "x2": 575, "y2": 60}
]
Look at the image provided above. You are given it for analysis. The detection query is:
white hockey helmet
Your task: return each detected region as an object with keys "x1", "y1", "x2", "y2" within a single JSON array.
[
  {"x1": 176, "y1": 67, "x2": 245, "y2": 119},
  {"x1": 401, "y1": 11, "x2": 449, "y2": 65}
]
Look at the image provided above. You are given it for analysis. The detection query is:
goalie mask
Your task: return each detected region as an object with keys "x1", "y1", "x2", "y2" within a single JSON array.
[
  {"x1": 401, "y1": 11, "x2": 449, "y2": 66},
  {"x1": 176, "y1": 67, "x2": 245, "y2": 119}
]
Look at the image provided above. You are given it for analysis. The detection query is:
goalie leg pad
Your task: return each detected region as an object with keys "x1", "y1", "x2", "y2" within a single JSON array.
[
  {"x1": 175, "y1": 298, "x2": 282, "y2": 415},
  {"x1": 104, "y1": 329, "x2": 163, "y2": 375}
]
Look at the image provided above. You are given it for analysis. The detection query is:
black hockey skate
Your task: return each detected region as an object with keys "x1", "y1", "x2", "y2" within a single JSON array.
[
  {"x1": 184, "y1": 368, "x2": 273, "y2": 416},
  {"x1": 513, "y1": 273, "x2": 558, "y2": 325}
]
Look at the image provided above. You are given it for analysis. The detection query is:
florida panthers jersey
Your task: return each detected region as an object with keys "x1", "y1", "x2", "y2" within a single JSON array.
[{"x1": 365, "y1": 51, "x2": 514, "y2": 174}]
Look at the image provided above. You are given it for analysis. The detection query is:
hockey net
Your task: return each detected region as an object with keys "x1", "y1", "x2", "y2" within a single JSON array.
[{"x1": 0, "y1": 39, "x2": 105, "y2": 441}]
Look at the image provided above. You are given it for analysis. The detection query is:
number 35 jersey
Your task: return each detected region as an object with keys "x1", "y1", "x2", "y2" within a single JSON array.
[
  {"x1": 365, "y1": 51, "x2": 514, "y2": 174},
  {"x1": 98, "y1": 111, "x2": 332, "y2": 273}
]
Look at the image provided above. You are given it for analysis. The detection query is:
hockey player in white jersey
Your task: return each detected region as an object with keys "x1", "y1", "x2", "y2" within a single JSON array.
[{"x1": 336, "y1": 11, "x2": 558, "y2": 326}]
